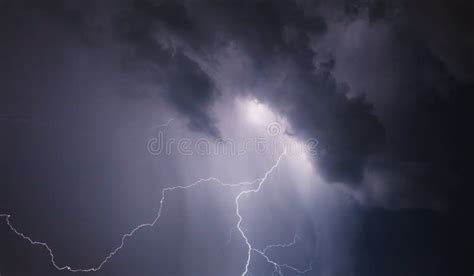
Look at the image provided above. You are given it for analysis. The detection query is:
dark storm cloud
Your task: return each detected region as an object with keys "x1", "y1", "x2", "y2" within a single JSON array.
[
  {"x1": 137, "y1": 0, "x2": 470, "y2": 209},
  {"x1": 1, "y1": 0, "x2": 470, "y2": 210},
  {"x1": 378, "y1": 0, "x2": 472, "y2": 82},
  {"x1": 113, "y1": 0, "x2": 222, "y2": 137},
  {"x1": 311, "y1": 0, "x2": 472, "y2": 209},
  {"x1": 0, "y1": 0, "x2": 222, "y2": 137},
  {"x1": 136, "y1": 0, "x2": 385, "y2": 188},
  {"x1": 163, "y1": 0, "x2": 386, "y2": 189}
]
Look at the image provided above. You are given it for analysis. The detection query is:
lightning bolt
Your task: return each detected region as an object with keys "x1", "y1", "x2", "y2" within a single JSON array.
[
  {"x1": 262, "y1": 234, "x2": 300, "y2": 255},
  {"x1": 253, "y1": 234, "x2": 313, "y2": 275},
  {"x1": 1, "y1": 143, "x2": 312, "y2": 275},
  {"x1": 0, "y1": 177, "x2": 258, "y2": 272},
  {"x1": 148, "y1": 118, "x2": 174, "y2": 131},
  {"x1": 234, "y1": 149, "x2": 312, "y2": 276},
  {"x1": 224, "y1": 231, "x2": 312, "y2": 275}
]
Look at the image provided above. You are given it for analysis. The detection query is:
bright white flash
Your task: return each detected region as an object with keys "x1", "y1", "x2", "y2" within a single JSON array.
[
  {"x1": 238, "y1": 97, "x2": 315, "y2": 174},
  {"x1": 239, "y1": 98, "x2": 276, "y2": 126}
]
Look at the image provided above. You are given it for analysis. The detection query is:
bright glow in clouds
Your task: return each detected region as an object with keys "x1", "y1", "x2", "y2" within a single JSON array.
[
  {"x1": 237, "y1": 97, "x2": 315, "y2": 174},
  {"x1": 239, "y1": 98, "x2": 276, "y2": 126},
  {"x1": 236, "y1": 97, "x2": 321, "y2": 220}
]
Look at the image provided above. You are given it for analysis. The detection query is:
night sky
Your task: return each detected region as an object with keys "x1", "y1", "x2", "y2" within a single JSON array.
[{"x1": 0, "y1": 0, "x2": 473, "y2": 275}]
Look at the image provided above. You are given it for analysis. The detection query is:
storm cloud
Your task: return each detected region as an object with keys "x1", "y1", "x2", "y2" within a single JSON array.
[
  {"x1": 1, "y1": 0, "x2": 471, "y2": 209},
  {"x1": 100, "y1": 0, "x2": 471, "y2": 210},
  {"x1": 0, "y1": 0, "x2": 472, "y2": 275}
]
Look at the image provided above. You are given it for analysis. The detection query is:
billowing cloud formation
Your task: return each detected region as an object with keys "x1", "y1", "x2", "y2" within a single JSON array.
[
  {"x1": 312, "y1": 0, "x2": 472, "y2": 209},
  {"x1": 1, "y1": 0, "x2": 471, "y2": 210}
]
